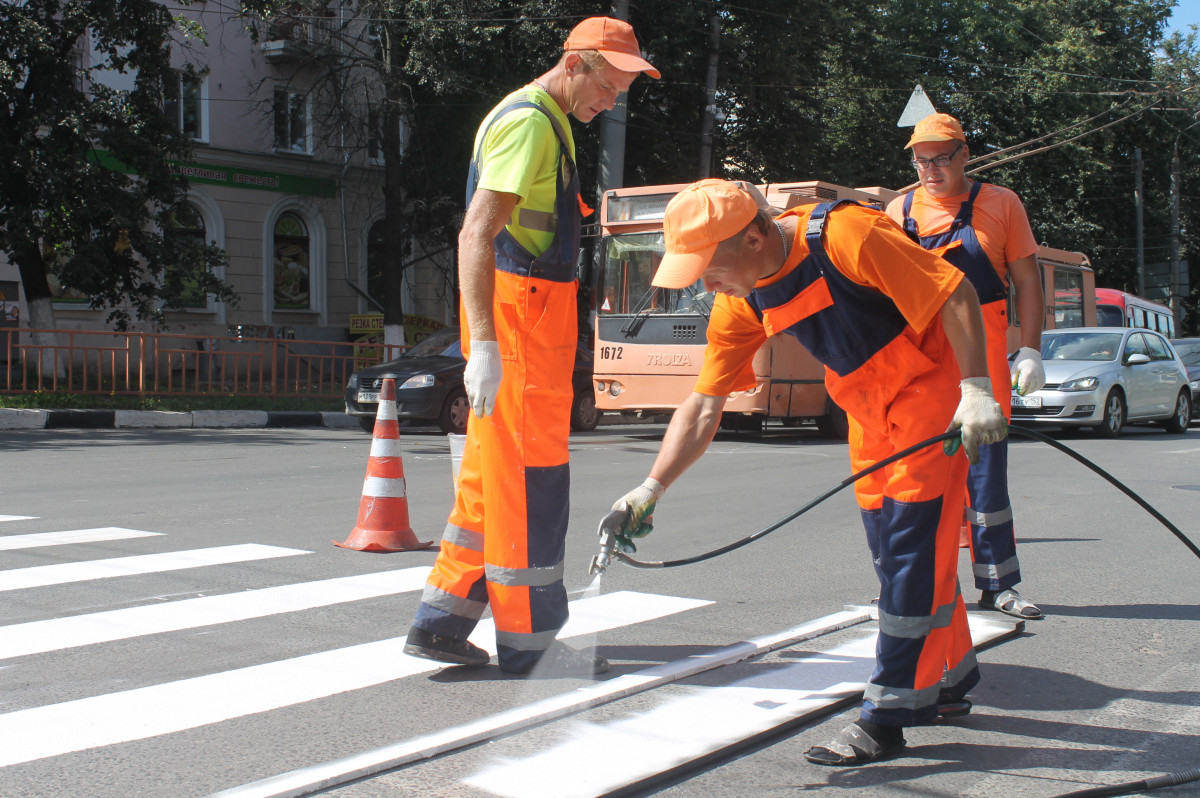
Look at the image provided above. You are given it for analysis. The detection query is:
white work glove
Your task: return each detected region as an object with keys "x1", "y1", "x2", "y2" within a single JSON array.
[
  {"x1": 1010, "y1": 346, "x2": 1045, "y2": 396},
  {"x1": 609, "y1": 477, "x2": 666, "y2": 553},
  {"x1": 944, "y1": 377, "x2": 1007, "y2": 464},
  {"x1": 463, "y1": 340, "x2": 502, "y2": 416}
]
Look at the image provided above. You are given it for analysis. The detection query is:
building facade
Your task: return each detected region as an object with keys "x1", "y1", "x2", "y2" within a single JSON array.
[{"x1": 0, "y1": 2, "x2": 455, "y2": 346}]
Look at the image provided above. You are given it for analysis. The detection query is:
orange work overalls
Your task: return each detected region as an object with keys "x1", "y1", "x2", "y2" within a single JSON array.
[
  {"x1": 901, "y1": 183, "x2": 1022, "y2": 593},
  {"x1": 751, "y1": 201, "x2": 977, "y2": 725},
  {"x1": 411, "y1": 97, "x2": 580, "y2": 673}
]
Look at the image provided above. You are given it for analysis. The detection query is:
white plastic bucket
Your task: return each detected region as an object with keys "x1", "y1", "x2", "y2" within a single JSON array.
[{"x1": 447, "y1": 433, "x2": 466, "y2": 489}]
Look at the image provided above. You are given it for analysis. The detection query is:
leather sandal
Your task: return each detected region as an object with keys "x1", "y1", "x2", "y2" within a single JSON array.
[
  {"x1": 979, "y1": 588, "x2": 1043, "y2": 619},
  {"x1": 803, "y1": 722, "x2": 906, "y2": 766},
  {"x1": 937, "y1": 698, "x2": 972, "y2": 718}
]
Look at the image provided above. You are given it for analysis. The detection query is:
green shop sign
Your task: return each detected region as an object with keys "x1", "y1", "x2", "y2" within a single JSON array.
[{"x1": 93, "y1": 151, "x2": 336, "y2": 198}]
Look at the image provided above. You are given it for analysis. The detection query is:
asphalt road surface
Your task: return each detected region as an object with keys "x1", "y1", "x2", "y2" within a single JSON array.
[{"x1": 1, "y1": 419, "x2": 1198, "y2": 797}]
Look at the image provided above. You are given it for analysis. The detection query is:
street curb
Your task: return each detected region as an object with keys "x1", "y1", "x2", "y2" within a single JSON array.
[
  {"x1": 0, "y1": 408, "x2": 663, "y2": 431},
  {"x1": 0, "y1": 407, "x2": 359, "y2": 431}
]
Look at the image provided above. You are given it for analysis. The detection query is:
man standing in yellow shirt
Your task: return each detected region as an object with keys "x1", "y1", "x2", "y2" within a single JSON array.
[{"x1": 404, "y1": 17, "x2": 658, "y2": 677}]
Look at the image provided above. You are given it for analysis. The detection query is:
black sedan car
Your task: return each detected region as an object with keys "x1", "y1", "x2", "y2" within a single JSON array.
[
  {"x1": 1170, "y1": 337, "x2": 1200, "y2": 420},
  {"x1": 344, "y1": 327, "x2": 601, "y2": 434}
]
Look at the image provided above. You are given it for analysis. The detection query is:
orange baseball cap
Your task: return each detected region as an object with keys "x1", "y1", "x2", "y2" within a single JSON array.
[
  {"x1": 905, "y1": 112, "x2": 966, "y2": 149},
  {"x1": 652, "y1": 179, "x2": 758, "y2": 289},
  {"x1": 565, "y1": 17, "x2": 660, "y2": 79}
]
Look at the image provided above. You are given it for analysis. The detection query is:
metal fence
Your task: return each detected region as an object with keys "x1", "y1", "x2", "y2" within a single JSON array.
[{"x1": 0, "y1": 328, "x2": 406, "y2": 399}]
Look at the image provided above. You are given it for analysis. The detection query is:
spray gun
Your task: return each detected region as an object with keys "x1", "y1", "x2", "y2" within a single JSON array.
[{"x1": 589, "y1": 507, "x2": 631, "y2": 577}]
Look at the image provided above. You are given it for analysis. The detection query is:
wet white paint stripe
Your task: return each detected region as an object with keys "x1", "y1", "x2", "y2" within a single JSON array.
[
  {"x1": 0, "y1": 515, "x2": 37, "y2": 523},
  {"x1": 0, "y1": 590, "x2": 709, "y2": 769},
  {"x1": 0, "y1": 568, "x2": 432, "y2": 660},
  {"x1": 209, "y1": 607, "x2": 871, "y2": 798},
  {"x1": 464, "y1": 614, "x2": 1021, "y2": 798},
  {"x1": 0, "y1": 527, "x2": 162, "y2": 551},
  {"x1": 0, "y1": 544, "x2": 310, "y2": 592}
]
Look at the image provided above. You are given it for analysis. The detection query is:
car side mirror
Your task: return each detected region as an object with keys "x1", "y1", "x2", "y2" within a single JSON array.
[{"x1": 1125, "y1": 353, "x2": 1151, "y2": 365}]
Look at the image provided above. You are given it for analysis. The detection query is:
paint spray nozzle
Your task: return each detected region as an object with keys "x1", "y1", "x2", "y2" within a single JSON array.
[{"x1": 589, "y1": 507, "x2": 630, "y2": 576}]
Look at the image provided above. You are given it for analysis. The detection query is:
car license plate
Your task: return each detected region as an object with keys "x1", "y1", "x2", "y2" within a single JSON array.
[
  {"x1": 358, "y1": 391, "x2": 380, "y2": 403},
  {"x1": 1011, "y1": 395, "x2": 1042, "y2": 408}
]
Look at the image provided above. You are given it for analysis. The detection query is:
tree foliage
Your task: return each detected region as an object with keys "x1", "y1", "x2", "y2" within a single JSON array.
[{"x1": 0, "y1": 0, "x2": 233, "y2": 330}]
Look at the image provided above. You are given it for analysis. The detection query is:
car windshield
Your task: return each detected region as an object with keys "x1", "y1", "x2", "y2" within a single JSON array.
[
  {"x1": 1172, "y1": 341, "x2": 1200, "y2": 367},
  {"x1": 1042, "y1": 332, "x2": 1124, "y2": 362},
  {"x1": 405, "y1": 328, "x2": 462, "y2": 358}
]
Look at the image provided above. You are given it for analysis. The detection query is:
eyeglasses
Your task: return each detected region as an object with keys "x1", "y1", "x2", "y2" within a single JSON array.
[{"x1": 911, "y1": 143, "x2": 963, "y2": 170}]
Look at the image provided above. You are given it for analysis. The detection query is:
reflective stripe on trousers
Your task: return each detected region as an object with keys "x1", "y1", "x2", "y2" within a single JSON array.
[
  {"x1": 965, "y1": 301, "x2": 1022, "y2": 592},
  {"x1": 852, "y1": 361, "x2": 979, "y2": 726}
]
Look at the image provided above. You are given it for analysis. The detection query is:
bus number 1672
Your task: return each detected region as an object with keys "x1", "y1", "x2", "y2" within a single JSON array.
[{"x1": 599, "y1": 346, "x2": 623, "y2": 360}]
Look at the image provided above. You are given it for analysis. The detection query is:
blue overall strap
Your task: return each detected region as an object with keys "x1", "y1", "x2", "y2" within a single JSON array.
[
  {"x1": 900, "y1": 181, "x2": 984, "y2": 237},
  {"x1": 805, "y1": 199, "x2": 862, "y2": 257},
  {"x1": 465, "y1": 96, "x2": 574, "y2": 207}
]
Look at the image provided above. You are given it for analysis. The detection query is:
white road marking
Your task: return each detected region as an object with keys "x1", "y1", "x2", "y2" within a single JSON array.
[
  {"x1": 209, "y1": 608, "x2": 870, "y2": 798},
  {"x1": 0, "y1": 544, "x2": 310, "y2": 592},
  {"x1": 0, "y1": 527, "x2": 161, "y2": 551},
  {"x1": 0, "y1": 591, "x2": 709, "y2": 768},
  {"x1": 464, "y1": 614, "x2": 1019, "y2": 798},
  {"x1": 0, "y1": 568, "x2": 432, "y2": 660},
  {"x1": 0, "y1": 515, "x2": 37, "y2": 523}
]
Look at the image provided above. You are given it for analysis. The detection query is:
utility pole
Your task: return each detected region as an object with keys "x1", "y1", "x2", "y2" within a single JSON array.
[
  {"x1": 697, "y1": 14, "x2": 721, "y2": 178},
  {"x1": 596, "y1": 0, "x2": 630, "y2": 200},
  {"x1": 1170, "y1": 141, "x2": 1182, "y2": 328},
  {"x1": 1134, "y1": 147, "x2": 1145, "y2": 297}
]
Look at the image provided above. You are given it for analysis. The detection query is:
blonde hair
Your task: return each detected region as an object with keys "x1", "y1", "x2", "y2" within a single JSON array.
[{"x1": 561, "y1": 49, "x2": 608, "y2": 71}]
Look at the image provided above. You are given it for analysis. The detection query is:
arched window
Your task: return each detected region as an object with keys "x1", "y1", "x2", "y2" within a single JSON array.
[
  {"x1": 273, "y1": 212, "x2": 311, "y2": 310},
  {"x1": 163, "y1": 203, "x2": 209, "y2": 310}
]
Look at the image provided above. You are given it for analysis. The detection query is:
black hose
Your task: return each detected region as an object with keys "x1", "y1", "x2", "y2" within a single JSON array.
[
  {"x1": 1050, "y1": 767, "x2": 1200, "y2": 797},
  {"x1": 614, "y1": 425, "x2": 1200, "y2": 569}
]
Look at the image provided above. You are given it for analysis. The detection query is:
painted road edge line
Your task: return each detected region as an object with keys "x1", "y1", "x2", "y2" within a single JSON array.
[{"x1": 207, "y1": 607, "x2": 874, "y2": 798}]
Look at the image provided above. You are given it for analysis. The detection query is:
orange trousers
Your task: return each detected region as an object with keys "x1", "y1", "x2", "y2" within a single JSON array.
[
  {"x1": 411, "y1": 270, "x2": 577, "y2": 672},
  {"x1": 849, "y1": 360, "x2": 978, "y2": 726}
]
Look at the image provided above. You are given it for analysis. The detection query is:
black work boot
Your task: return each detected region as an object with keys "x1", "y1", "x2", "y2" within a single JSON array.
[{"x1": 403, "y1": 626, "x2": 490, "y2": 666}]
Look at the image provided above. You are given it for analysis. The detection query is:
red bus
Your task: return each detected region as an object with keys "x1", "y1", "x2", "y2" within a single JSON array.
[{"x1": 1094, "y1": 288, "x2": 1176, "y2": 338}]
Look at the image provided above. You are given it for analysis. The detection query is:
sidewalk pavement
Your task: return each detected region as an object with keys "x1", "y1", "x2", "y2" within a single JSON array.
[
  {"x1": 0, "y1": 408, "x2": 362, "y2": 430},
  {"x1": 0, "y1": 408, "x2": 666, "y2": 431}
]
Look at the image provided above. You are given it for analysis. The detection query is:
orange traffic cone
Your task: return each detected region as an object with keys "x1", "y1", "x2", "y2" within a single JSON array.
[{"x1": 334, "y1": 378, "x2": 435, "y2": 552}]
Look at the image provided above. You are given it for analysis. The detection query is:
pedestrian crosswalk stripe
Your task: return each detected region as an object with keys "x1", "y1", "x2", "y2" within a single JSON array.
[
  {"x1": 0, "y1": 590, "x2": 710, "y2": 768},
  {"x1": 466, "y1": 633, "x2": 879, "y2": 798},
  {"x1": 463, "y1": 614, "x2": 1019, "y2": 798},
  {"x1": 0, "y1": 515, "x2": 37, "y2": 523},
  {"x1": 0, "y1": 527, "x2": 162, "y2": 551},
  {"x1": 0, "y1": 568, "x2": 432, "y2": 660},
  {"x1": 0, "y1": 544, "x2": 310, "y2": 592}
]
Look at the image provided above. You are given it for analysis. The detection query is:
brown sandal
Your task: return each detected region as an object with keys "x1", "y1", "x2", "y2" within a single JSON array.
[{"x1": 804, "y1": 722, "x2": 906, "y2": 766}]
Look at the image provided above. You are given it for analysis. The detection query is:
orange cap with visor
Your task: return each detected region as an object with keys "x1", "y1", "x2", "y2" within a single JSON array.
[
  {"x1": 565, "y1": 17, "x2": 660, "y2": 79},
  {"x1": 905, "y1": 112, "x2": 966, "y2": 149},
  {"x1": 652, "y1": 179, "x2": 758, "y2": 289}
]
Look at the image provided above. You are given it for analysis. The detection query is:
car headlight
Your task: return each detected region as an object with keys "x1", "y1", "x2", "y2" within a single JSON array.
[
  {"x1": 1059, "y1": 376, "x2": 1099, "y2": 392},
  {"x1": 346, "y1": 374, "x2": 358, "y2": 389},
  {"x1": 1190, "y1": 380, "x2": 1200, "y2": 392},
  {"x1": 400, "y1": 374, "x2": 435, "y2": 389}
]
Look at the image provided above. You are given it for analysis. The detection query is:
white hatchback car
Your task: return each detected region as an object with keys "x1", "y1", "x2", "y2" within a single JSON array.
[{"x1": 1010, "y1": 327, "x2": 1192, "y2": 438}]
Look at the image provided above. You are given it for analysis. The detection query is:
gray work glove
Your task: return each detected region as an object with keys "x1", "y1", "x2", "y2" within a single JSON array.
[
  {"x1": 463, "y1": 340, "x2": 502, "y2": 416},
  {"x1": 944, "y1": 377, "x2": 1007, "y2": 464},
  {"x1": 609, "y1": 477, "x2": 666, "y2": 554}
]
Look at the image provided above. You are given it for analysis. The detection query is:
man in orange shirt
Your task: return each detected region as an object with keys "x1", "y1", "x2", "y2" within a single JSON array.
[
  {"x1": 886, "y1": 113, "x2": 1045, "y2": 620},
  {"x1": 608, "y1": 179, "x2": 1006, "y2": 765}
]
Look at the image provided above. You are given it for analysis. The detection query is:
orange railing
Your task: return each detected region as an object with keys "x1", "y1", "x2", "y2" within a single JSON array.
[{"x1": 0, "y1": 328, "x2": 406, "y2": 399}]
